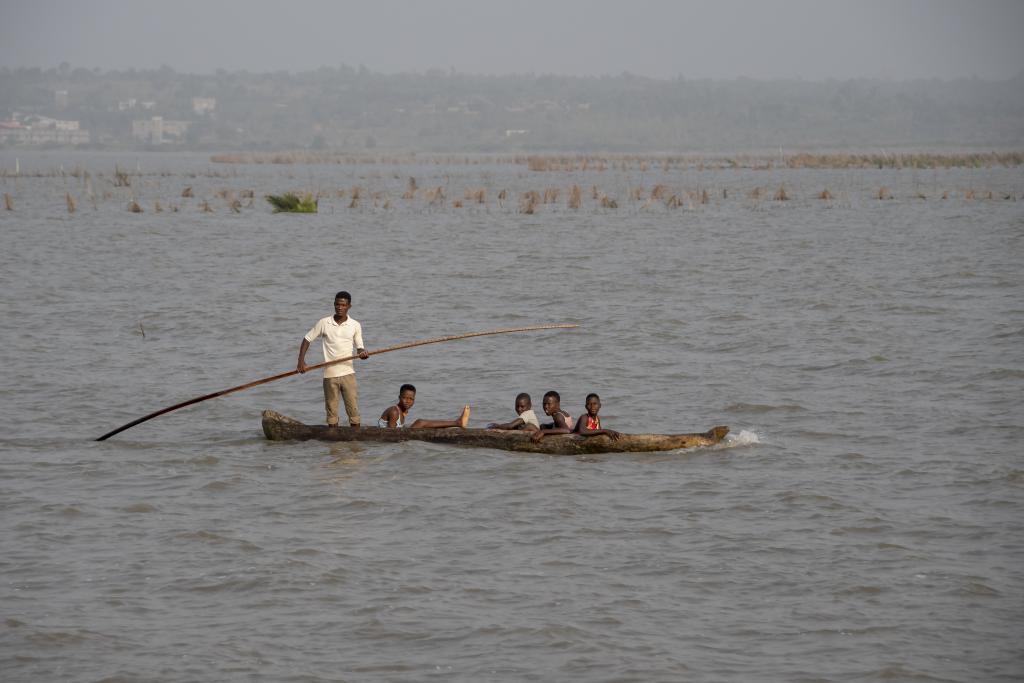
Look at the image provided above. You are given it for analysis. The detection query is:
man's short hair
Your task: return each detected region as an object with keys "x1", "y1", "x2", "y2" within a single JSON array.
[
  {"x1": 543, "y1": 390, "x2": 560, "y2": 402},
  {"x1": 515, "y1": 392, "x2": 531, "y2": 404},
  {"x1": 400, "y1": 383, "x2": 416, "y2": 395},
  {"x1": 334, "y1": 291, "x2": 352, "y2": 302},
  {"x1": 586, "y1": 393, "x2": 600, "y2": 402}
]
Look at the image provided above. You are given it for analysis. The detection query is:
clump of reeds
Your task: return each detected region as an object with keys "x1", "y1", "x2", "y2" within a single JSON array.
[
  {"x1": 786, "y1": 151, "x2": 1024, "y2": 169},
  {"x1": 878, "y1": 187, "x2": 892, "y2": 200},
  {"x1": 665, "y1": 194, "x2": 682, "y2": 208},
  {"x1": 774, "y1": 186, "x2": 789, "y2": 201},
  {"x1": 748, "y1": 187, "x2": 764, "y2": 200},
  {"x1": 266, "y1": 192, "x2": 317, "y2": 213},
  {"x1": 403, "y1": 177, "x2": 418, "y2": 200},
  {"x1": 452, "y1": 199, "x2": 463, "y2": 208},
  {"x1": 519, "y1": 191, "x2": 539, "y2": 214},
  {"x1": 424, "y1": 187, "x2": 445, "y2": 206},
  {"x1": 113, "y1": 166, "x2": 131, "y2": 187},
  {"x1": 651, "y1": 185, "x2": 669, "y2": 201},
  {"x1": 230, "y1": 199, "x2": 242, "y2": 213},
  {"x1": 497, "y1": 189, "x2": 507, "y2": 207},
  {"x1": 154, "y1": 200, "x2": 163, "y2": 213},
  {"x1": 819, "y1": 189, "x2": 833, "y2": 200},
  {"x1": 543, "y1": 187, "x2": 560, "y2": 204},
  {"x1": 916, "y1": 192, "x2": 927, "y2": 200},
  {"x1": 182, "y1": 186, "x2": 193, "y2": 198},
  {"x1": 4, "y1": 193, "x2": 12, "y2": 211},
  {"x1": 66, "y1": 192, "x2": 76, "y2": 213},
  {"x1": 568, "y1": 184, "x2": 582, "y2": 209},
  {"x1": 527, "y1": 157, "x2": 549, "y2": 172},
  {"x1": 464, "y1": 188, "x2": 486, "y2": 204},
  {"x1": 240, "y1": 189, "x2": 254, "y2": 198},
  {"x1": 201, "y1": 200, "x2": 213, "y2": 213},
  {"x1": 701, "y1": 189, "x2": 710, "y2": 204},
  {"x1": 630, "y1": 187, "x2": 644, "y2": 201},
  {"x1": 599, "y1": 194, "x2": 618, "y2": 209},
  {"x1": 128, "y1": 200, "x2": 143, "y2": 213}
]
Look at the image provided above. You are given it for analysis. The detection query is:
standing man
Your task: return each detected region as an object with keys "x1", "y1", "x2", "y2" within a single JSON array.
[{"x1": 298, "y1": 291, "x2": 370, "y2": 428}]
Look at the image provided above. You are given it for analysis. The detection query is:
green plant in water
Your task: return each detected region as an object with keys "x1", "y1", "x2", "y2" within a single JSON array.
[{"x1": 265, "y1": 192, "x2": 318, "y2": 213}]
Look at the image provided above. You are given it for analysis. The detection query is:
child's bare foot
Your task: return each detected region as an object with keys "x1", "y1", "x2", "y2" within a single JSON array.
[{"x1": 458, "y1": 404, "x2": 471, "y2": 428}]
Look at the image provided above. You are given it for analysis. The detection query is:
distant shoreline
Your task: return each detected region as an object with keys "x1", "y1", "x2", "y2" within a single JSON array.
[{"x1": 2, "y1": 147, "x2": 1022, "y2": 171}]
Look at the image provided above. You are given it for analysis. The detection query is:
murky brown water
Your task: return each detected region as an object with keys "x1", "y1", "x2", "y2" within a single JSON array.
[{"x1": 1, "y1": 151, "x2": 1022, "y2": 681}]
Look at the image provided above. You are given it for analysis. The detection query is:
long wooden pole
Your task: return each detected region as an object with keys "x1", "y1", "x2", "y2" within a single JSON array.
[{"x1": 95, "y1": 323, "x2": 577, "y2": 441}]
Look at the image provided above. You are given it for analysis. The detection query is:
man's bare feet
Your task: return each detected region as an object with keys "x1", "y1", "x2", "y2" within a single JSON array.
[{"x1": 458, "y1": 404, "x2": 471, "y2": 428}]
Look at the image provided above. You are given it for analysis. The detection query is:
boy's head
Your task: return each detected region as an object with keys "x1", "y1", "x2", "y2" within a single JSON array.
[
  {"x1": 398, "y1": 383, "x2": 416, "y2": 410},
  {"x1": 585, "y1": 393, "x2": 601, "y2": 415},
  {"x1": 334, "y1": 291, "x2": 352, "y2": 317},
  {"x1": 541, "y1": 390, "x2": 561, "y2": 415},
  {"x1": 514, "y1": 392, "x2": 532, "y2": 415}
]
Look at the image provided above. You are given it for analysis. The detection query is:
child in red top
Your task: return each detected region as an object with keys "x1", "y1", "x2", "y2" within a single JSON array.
[{"x1": 573, "y1": 393, "x2": 622, "y2": 440}]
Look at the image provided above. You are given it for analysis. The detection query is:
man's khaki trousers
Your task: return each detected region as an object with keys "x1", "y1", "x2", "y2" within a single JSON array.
[{"x1": 323, "y1": 374, "x2": 360, "y2": 426}]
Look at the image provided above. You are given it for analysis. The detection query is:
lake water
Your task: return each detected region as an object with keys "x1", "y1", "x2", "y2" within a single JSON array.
[{"x1": 1, "y1": 150, "x2": 1022, "y2": 682}]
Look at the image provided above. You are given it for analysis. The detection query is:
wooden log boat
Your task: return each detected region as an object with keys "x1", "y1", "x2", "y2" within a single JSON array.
[{"x1": 262, "y1": 410, "x2": 729, "y2": 455}]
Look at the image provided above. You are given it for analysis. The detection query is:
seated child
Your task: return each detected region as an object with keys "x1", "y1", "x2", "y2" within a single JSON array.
[
  {"x1": 573, "y1": 393, "x2": 622, "y2": 440},
  {"x1": 530, "y1": 390, "x2": 574, "y2": 441},
  {"x1": 487, "y1": 392, "x2": 540, "y2": 432},
  {"x1": 378, "y1": 384, "x2": 470, "y2": 429}
]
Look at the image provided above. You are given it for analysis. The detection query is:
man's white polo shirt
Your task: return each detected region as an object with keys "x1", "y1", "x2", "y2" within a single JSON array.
[{"x1": 304, "y1": 316, "x2": 364, "y2": 378}]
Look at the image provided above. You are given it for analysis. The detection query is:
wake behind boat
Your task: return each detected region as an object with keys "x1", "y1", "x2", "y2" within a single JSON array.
[{"x1": 262, "y1": 410, "x2": 729, "y2": 455}]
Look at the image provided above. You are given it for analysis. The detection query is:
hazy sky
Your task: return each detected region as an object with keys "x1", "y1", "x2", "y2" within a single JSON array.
[{"x1": 2, "y1": 0, "x2": 1022, "y2": 81}]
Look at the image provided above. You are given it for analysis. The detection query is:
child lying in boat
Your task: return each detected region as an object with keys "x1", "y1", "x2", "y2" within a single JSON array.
[
  {"x1": 486, "y1": 392, "x2": 540, "y2": 432},
  {"x1": 377, "y1": 384, "x2": 470, "y2": 429},
  {"x1": 530, "y1": 390, "x2": 574, "y2": 441},
  {"x1": 532, "y1": 391, "x2": 622, "y2": 442}
]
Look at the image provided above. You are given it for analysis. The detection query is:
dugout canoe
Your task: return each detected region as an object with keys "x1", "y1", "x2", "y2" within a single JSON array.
[{"x1": 262, "y1": 410, "x2": 728, "y2": 455}]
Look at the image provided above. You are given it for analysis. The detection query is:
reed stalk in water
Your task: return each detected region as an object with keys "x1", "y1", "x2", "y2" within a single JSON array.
[{"x1": 567, "y1": 184, "x2": 582, "y2": 209}]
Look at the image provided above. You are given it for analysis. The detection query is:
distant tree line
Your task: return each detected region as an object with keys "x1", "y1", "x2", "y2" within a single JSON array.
[{"x1": 1, "y1": 64, "x2": 1022, "y2": 152}]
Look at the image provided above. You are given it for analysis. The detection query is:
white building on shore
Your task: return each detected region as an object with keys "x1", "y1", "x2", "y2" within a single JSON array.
[
  {"x1": 131, "y1": 116, "x2": 190, "y2": 144},
  {"x1": 0, "y1": 116, "x2": 90, "y2": 145}
]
